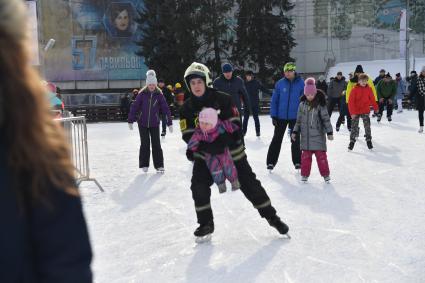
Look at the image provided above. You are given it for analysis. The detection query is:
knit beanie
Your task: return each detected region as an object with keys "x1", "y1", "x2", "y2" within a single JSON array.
[
  {"x1": 145, "y1": 70, "x2": 157, "y2": 85},
  {"x1": 222, "y1": 63, "x2": 233, "y2": 73},
  {"x1": 355, "y1": 65, "x2": 364, "y2": 74},
  {"x1": 199, "y1": 108, "x2": 218, "y2": 128},
  {"x1": 304, "y1": 77, "x2": 317, "y2": 96}
]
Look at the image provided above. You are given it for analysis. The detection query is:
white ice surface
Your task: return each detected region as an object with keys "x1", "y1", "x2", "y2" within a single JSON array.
[{"x1": 80, "y1": 112, "x2": 425, "y2": 283}]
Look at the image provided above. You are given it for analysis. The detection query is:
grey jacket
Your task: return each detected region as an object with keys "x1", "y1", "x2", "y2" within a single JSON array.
[
  {"x1": 293, "y1": 102, "x2": 333, "y2": 151},
  {"x1": 328, "y1": 78, "x2": 347, "y2": 99}
]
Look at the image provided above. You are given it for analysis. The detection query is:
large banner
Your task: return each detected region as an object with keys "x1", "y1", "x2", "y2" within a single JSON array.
[{"x1": 40, "y1": 0, "x2": 147, "y2": 81}]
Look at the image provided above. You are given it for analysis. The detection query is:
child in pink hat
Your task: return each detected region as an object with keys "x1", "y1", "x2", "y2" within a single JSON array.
[
  {"x1": 291, "y1": 77, "x2": 334, "y2": 183},
  {"x1": 188, "y1": 107, "x2": 240, "y2": 193}
]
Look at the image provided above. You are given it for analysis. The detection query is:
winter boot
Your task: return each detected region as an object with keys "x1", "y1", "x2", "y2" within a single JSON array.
[
  {"x1": 267, "y1": 215, "x2": 289, "y2": 236},
  {"x1": 142, "y1": 167, "x2": 148, "y2": 173},
  {"x1": 217, "y1": 183, "x2": 227, "y2": 194},
  {"x1": 194, "y1": 221, "x2": 214, "y2": 237},
  {"x1": 366, "y1": 140, "x2": 373, "y2": 150},
  {"x1": 419, "y1": 126, "x2": 424, "y2": 133},
  {"x1": 231, "y1": 180, "x2": 240, "y2": 191},
  {"x1": 348, "y1": 141, "x2": 355, "y2": 151}
]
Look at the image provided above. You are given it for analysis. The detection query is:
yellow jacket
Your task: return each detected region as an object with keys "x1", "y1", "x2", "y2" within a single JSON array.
[{"x1": 346, "y1": 76, "x2": 377, "y2": 103}]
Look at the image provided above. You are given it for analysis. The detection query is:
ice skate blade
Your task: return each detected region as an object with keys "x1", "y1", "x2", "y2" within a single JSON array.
[
  {"x1": 279, "y1": 233, "x2": 291, "y2": 239},
  {"x1": 195, "y1": 234, "x2": 212, "y2": 244}
]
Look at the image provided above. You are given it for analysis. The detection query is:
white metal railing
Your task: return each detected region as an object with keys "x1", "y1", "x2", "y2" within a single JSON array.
[{"x1": 57, "y1": 116, "x2": 103, "y2": 192}]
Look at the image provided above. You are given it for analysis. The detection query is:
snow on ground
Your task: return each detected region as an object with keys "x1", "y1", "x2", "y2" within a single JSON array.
[{"x1": 80, "y1": 111, "x2": 425, "y2": 283}]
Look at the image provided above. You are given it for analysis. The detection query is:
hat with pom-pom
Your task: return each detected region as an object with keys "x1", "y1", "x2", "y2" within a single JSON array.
[
  {"x1": 304, "y1": 77, "x2": 317, "y2": 96},
  {"x1": 145, "y1": 70, "x2": 157, "y2": 85}
]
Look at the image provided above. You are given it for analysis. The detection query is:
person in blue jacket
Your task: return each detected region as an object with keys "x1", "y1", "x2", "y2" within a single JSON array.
[
  {"x1": 0, "y1": 1, "x2": 92, "y2": 281},
  {"x1": 266, "y1": 62, "x2": 304, "y2": 171}
]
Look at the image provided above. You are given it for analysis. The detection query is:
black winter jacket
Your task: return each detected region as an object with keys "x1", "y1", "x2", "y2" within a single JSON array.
[{"x1": 213, "y1": 75, "x2": 251, "y2": 112}]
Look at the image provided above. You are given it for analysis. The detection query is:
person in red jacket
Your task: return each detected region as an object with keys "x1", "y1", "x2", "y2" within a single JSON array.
[{"x1": 348, "y1": 74, "x2": 379, "y2": 151}]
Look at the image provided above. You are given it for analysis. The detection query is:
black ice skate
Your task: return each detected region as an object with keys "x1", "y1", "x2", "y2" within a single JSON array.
[
  {"x1": 267, "y1": 164, "x2": 274, "y2": 173},
  {"x1": 267, "y1": 216, "x2": 290, "y2": 238},
  {"x1": 294, "y1": 163, "x2": 301, "y2": 170},
  {"x1": 348, "y1": 141, "x2": 355, "y2": 151},
  {"x1": 194, "y1": 221, "x2": 214, "y2": 243},
  {"x1": 161, "y1": 131, "x2": 166, "y2": 138},
  {"x1": 377, "y1": 115, "x2": 382, "y2": 123},
  {"x1": 366, "y1": 140, "x2": 373, "y2": 150},
  {"x1": 324, "y1": 176, "x2": 331, "y2": 184},
  {"x1": 387, "y1": 116, "x2": 392, "y2": 122},
  {"x1": 301, "y1": 176, "x2": 308, "y2": 183}
]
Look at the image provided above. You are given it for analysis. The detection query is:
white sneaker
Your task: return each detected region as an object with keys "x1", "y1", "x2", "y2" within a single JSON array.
[
  {"x1": 142, "y1": 167, "x2": 148, "y2": 173},
  {"x1": 419, "y1": 127, "x2": 424, "y2": 133}
]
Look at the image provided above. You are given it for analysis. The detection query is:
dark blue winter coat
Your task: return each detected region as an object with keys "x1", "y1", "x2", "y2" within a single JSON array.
[
  {"x1": 0, "y1": 142, "x2": 93, "y2": 283},
  {"x1": 270, "y1": 75, "x2": 305, "y2": 120},
  {"x1": 213, "y1": 75, "x2": 251, "y2": 113},
  {"x1": 245, "y1": 79, "x2": 271, "y2": 109}
]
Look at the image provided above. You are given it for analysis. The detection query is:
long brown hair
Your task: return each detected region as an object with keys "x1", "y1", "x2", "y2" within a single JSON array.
[{"x1": 0, "y1": 0, "x2": 76, "y2": 201}]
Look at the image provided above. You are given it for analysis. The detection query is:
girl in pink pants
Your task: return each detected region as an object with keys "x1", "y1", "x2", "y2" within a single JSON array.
[{"x1": 291, "y1": 78, "x2": 334, "y2": 183}]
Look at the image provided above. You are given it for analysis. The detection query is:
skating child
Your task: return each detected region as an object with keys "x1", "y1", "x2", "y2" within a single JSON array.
[
  {"x1": 187, "y1": 108, "x2": 240, "y2": 193},
  {"x1": 291, "y1": 78, "x2": 333, "y2": 183},
  {"x1": 347, "y1": 74, "x2": 379, "y2": 150}
]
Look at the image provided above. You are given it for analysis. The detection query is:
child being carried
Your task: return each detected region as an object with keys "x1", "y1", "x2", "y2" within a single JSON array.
[{"x1": 187, "y1": 108, "x2": 240, "y2": 193}]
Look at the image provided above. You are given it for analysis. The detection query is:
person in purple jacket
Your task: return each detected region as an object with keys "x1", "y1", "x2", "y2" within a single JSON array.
[
  {"x1": 128, "y1": 70, "x2": 173, "y2": 173},
  {"x1": 187, "y1": 108, "x2": 240, "y2": 193}
]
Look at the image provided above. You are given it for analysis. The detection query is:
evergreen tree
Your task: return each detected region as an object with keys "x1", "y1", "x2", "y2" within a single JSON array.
[
  {"x1": 195, "y1": 0, "x2": 235, "y2": 76},
  {"x1": 135, "y1": 0, "x2": 199, "y2": 84},
  {"x1": 234, "y1": 0, "x2": 296, "y2": 82}
]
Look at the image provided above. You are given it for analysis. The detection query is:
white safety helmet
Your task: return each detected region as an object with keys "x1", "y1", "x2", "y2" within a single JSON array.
[{"x1": 184, "y1": 62, "x2": 213, "y2": 91}]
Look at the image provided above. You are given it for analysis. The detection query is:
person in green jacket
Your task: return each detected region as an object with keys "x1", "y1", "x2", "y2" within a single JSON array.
[{"x1": 376, "y1": 73, "x2": 397, "y2": 122}]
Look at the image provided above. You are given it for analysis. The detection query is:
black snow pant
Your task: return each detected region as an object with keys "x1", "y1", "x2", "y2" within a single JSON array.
[
  {"x1": 138, "y1": 126, "x2": 164, "y2": 169},
  {"x1": 337, "y1": 101, "x2": 352, "y2": 130},
  {"x1": 242, "y1": 104, "x2": 260, "y2": 135},
  {"x1": 266, "y1": 119, "x2": 301, "y2": 167},
  {"x1": 161, "y1": 115, "x2": 167, "y2": 134},
  {"x1": 417, "y1": 96, "x2": 424, "y2": 127},
  {"x1": 191, "y1": 157, "x2": 277, "y2": 225},
  {"x1": 378, "y1": 98, "x2": 394, "y2": 118},
  {"x1": 327, "y1": 97, "x2": 342, "y2": 117}
]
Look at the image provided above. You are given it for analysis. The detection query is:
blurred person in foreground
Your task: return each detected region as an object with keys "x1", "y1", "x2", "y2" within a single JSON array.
[{"x1": 0, "y1": 0, "x2": 93, "y2": 282}]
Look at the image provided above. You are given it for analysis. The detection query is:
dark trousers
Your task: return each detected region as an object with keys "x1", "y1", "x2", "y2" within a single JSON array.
[
  {"x1": 266, "y1": 119, "x2": 301, "y2": 167},
  {"x1": 417, "y1": 97, "x2": 424, "y2": 126},
  {"x1": 337, "y1": 102, "x2": 352, "y2": 130},
  {"x1": 138, "y1": 126, "x2": 163, "y2": 169},
  {"x1": 161, "y1": 115, "x2": 167, "y2": 133},
  {"x1": 191, "y1": 157, "x2": 277, "y2": 224},
  {"x1": 242, "y1": 105, "x2": 260, "y2": 134},
  {"x1": 327, "y1": 97, "x2": 341, "y2": 117},
  {"x1": 378, "y1": 98, "x2": 394, "y2": 117}
]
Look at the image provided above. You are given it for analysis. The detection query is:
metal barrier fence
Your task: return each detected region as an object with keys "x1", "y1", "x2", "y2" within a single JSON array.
[{"x1": 57, "y1": 116, "x2": 104, "y2": 192}]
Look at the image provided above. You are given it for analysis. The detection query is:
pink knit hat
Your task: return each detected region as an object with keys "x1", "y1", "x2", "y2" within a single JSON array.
[
  {"x1": 304, "y1": 77, "x2": 317, "y2": 96},
  {"x1": 199, "y1": 108, "x2": 218, "y2": 127}
]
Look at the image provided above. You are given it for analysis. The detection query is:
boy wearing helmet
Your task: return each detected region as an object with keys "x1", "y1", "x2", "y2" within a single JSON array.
[{"x1": 179, "y1": 62, "x2": 290, "y2": 240}]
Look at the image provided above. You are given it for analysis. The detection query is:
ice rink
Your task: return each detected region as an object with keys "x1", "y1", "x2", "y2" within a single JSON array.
[{"x1": 80, "y1": 112, "x2": 425, "y2": 283}]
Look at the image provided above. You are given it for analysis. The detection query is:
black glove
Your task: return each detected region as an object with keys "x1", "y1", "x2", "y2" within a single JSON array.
[{"x1": 186, "y1": 149, "x2": 194, "y2": 161}]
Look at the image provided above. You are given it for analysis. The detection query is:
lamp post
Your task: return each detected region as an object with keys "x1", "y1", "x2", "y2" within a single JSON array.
[{"x1": 42, "y1": 38, "x2": 55, "y2": 79}]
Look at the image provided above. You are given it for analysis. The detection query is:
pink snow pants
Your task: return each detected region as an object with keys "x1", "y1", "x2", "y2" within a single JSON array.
[{"x1": 301, "y1": 150, "x2": 330, "y2": 177}]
